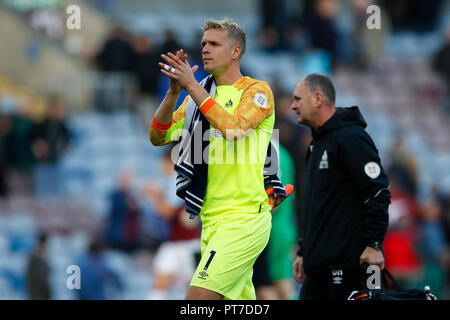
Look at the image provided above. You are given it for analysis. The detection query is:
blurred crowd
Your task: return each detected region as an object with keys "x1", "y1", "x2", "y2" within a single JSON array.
[
  {"x1": 87, "y1": 25, "x2": 209, "y2": 126},
  {"x1": 382, "y1": 133, "x2": 450, "y2": 299},
  {"x1": 259, "y1": 0, "x2": 444, "y2": 68},
  {"x1": 0, "y1": 96, "x2": 70, "y2": 199},
  {"x1": 0, "y1": 0, "x2": 450, "y2": 300}
]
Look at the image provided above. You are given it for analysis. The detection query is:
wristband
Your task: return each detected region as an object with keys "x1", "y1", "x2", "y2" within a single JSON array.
[
  {"x1": 199, "y1": 96, "x2": 215, "y2": 114},
  {"x1": 151, "y1": 117, "x2": 172, "y2": 131}
]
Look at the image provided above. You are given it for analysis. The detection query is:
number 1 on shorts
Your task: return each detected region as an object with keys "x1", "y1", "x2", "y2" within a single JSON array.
[{"x1": 203, "y1": 250, "x2": 216, "y2": 271}]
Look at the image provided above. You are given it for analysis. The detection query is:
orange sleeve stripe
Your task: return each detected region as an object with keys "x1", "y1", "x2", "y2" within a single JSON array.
[
  {"x1": 199, "y1": 96, "x2": 216, "y2": 114},
  {"x1": 151, "y1": 117, "x2": 172, "y2": 131}
]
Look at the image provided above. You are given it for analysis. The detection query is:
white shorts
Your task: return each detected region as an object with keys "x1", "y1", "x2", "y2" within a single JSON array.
[{"x1": 153, "y1": 239, "x2": 200, "y2": 281}]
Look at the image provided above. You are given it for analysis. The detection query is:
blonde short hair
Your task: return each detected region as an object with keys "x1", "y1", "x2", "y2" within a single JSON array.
[{"x1": 202, "y1": 18, "x2": 246, "y2": 60}]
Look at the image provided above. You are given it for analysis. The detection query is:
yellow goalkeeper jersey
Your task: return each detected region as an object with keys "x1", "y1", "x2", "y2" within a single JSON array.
[{"x1": 150, "y1": 76, "x2": 275, "y2": 227}]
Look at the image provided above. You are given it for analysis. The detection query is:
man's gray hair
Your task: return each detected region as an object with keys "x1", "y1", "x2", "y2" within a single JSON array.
[
  {"x1": 202, "y1": 18, "x2": 246, "y2": 60},
  {"x1": 304, "y1": 73, "x2": 336, "y2": 104}
]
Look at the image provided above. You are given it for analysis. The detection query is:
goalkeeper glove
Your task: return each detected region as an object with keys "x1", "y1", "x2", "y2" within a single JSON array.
[{"x1": 266, "y1": 184, "x2": 294, "y2": 207}]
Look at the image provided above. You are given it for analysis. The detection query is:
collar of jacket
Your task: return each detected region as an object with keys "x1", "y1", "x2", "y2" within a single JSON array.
[{"x1": 311, "y1": 106, "x2": 367, "y2": 139}]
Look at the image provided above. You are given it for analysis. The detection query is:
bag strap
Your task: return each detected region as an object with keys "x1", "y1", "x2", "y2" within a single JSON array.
[{"x1": 381, "y1": 268, "x2": 403, "y2": 290}]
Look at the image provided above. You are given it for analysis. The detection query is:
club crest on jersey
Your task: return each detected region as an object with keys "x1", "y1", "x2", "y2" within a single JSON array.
[
  {"x1": 225, "y1": 99, "x2": 233, "y2": 108},
  {"x1": 319, "y1": 150, "x2": 328, "y2": 169}
]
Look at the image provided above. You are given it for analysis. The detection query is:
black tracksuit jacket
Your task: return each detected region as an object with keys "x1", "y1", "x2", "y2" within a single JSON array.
[{"x1": 297, "y1": 106, "x2": 390, "y2": 273}]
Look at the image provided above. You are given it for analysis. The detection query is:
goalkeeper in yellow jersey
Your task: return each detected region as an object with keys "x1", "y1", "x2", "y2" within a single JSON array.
[{"x1": 149, "y1": 18, "x2": 292, "y2": 300}]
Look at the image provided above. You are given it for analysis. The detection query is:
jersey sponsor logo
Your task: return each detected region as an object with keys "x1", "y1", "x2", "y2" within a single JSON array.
[
  {"x1": 364, "y1": 161, "x2": 381, "y2": 179},
  {"x1": 319, "y1": 150, "x2": 328, "y2": 169},
  {"x1": 225, "y1": 99, "x2": 233, "y2": 108},
  {"x1": 254, "y1": 93, "x2": 268, "y2": 108}
]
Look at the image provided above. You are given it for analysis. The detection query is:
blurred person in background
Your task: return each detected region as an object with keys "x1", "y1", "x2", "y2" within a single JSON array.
[
  {"x1": 442, "y1": 190, "x2": 450, "y2": 253},
  {"x1": 275, "y1": 93, "x2": 309, "y2": 160},
  {"x1": 95, "y1": 25, "x2": 134, "y2": 73},
  {"x1": 94, "y1": 25, "x2": 134, "y2": 112},
  {"x1": 303, "y1": 0, "x2": 339, "y2": 67},
  {"x1": 253, "y1": 246, "x2": 277, "y2": 299},
  {"x1": 350, "y1": 0, "x2": 389, "y2": 71},
  {"x1": 432, "y1": 25, "x2": 450, "y2": 112},
  {"x1": 144, "y1": 148, "x2": 201, "y2": 300},
  {"x1": 259, "y1": 0, "x2": 288, "y2": 52},
  {"x1": 387, "y1": 132, "x2": 419, "y2": 197},
  {"x1": 131, "y1": 34, "x2": 160, "y2": 124},
  {"x1": 253, "y1": 144, "x2": 298, "y2": 300},
  {"x1": 187, "y1": 31, "x2": 205, "y2": 69},
  {"x1": 266, "y1": 144, "x2": 297, "y2": 299},
  {"x1": 382, "y1": 176, "x2": 422, "y2": 288},
  {"x1": 415, "y1": 188, "x2": 450, "y2": 299},
  {"x1": 104, "y1": 171, "x2": 142, "y2": 253},
  {"x1": 442, "y1": 191, "x2": 450, "y2": 298},
  {"x1": 158, "y1": 29, "x2": 183, "y2": 59},
  {"x1": 5, "y1": 102, "x2": 36, "y2": 195},
  {"x1": 274, "y1": 92, "x2": 310, "y2": 223},
  {"x1": 31, "y1": 97, "x2": 70, "y2": 197},
  {"x1": 283, "y1": 21, "x2": 308, "y2": 55},
  {"x1": 0, "y1": 112, "x2": 11, "y2": 197},
  {"x1": 25, "y1": 232, "x2": 51, "y2": 300},
  {"x1": 77, "y1": 238, "x2": 123, "y2": 300},
  {"x1": 379, "y1": 0, "x2": 443, "y2": 33},
  {"x1": 290, "y1": 0, "x2": 338, "y2": 77}
]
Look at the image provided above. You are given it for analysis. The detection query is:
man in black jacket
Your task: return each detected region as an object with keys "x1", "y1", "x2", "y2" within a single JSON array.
[{"x1": 291, "y1": 73, "x2": 390, "y2": 300}]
